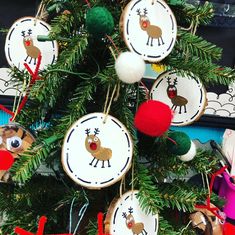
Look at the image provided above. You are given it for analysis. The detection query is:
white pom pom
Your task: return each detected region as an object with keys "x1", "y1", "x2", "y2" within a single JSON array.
[
  {"x1": 115, "y1": 52, "x2": 145, "y2": 84},
  {"x1": 178, "y1": 141, "x2": 196, "y2": 162}
]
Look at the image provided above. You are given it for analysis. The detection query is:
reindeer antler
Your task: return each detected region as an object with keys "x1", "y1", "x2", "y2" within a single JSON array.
[
  {"x1": 136, "y1": 9, "x2": 141, "y2": 16},
  {"x1": 122, "y1": 212, "x2": 127, "y2": 218},
  {"x1": 27, "y1": 29, "x2": 32, "y2": 35},
  {"x1": 173, "y1": 77, "x2": 178, "y2": 86},
  {"x1": 85, "y1": 128, "x2": 90, "y2": 136},
  {"x1": 94, "y1": 128, "x2": 100, "y2": 136},
  {"x1": 21, "y1": 31, "x2": 26, "y2": 37},
  {"x1": 128, "y1": 207, "x2": 133, "y2": 214},
  {"x1": 143, "y1": 8, "x2": 148, "y2": 15}
]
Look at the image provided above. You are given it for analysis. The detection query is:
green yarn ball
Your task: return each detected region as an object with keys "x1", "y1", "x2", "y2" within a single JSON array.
[
  {"x1": 86, "y1": 7, "x2": 114, "y2": 38},
  {"x1": 166, "y1": 131, "x2": 191, "y2": 155}
]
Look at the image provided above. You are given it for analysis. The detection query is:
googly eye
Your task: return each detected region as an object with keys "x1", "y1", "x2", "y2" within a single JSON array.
[
  {"x1": 0, "y1": 136, "x2": 2, "y2": 145},
  {"x1": 94, "y1": 137, "x2": 98, "y2": 142},
  {"x1": 6, "y1": 136, "x2": 22, "y2": 150},
  {"x1": 88, "y1": 138, "x2": 92, "y2": 144}
]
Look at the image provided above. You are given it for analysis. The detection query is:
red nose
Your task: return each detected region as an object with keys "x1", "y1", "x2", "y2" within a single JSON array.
[
  {"x1": 90, "y1": 143, "x2": 97, "y2": 150},
  {"x1": 0, "y1": 150, "x2": 14, "y2": 170},
  {"x1": 142, "y1": 21, "x2": 148, "y2": 28},
  {"x1": 25, "y1": 41, "x2": 31, "y2": 46},
  {"x1": 127, "y1": 222, "x2": 133, "y2": 228},
  {"x1": 168, "y1": 90, "x2": 176, "y2": 99}
]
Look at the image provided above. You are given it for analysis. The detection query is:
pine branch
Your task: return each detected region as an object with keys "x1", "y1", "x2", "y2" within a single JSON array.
[
  {"x1": 10, "y1": 135, "x2": 61, "y2": 184},
  {"x1": 158, "y1": 216, "x2": 180, "y2": 235},
  {"x1": 176, "y1": 30, "x2": 222, "y2": 62}
]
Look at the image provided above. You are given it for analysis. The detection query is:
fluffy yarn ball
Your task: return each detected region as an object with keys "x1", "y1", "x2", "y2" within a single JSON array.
[
  {"x1": 178, "y1": 141, "x2": 196, "y2": 162},
  {"x1": 166, "y1": 131, "x2": 191, "y2": 155},
  {"x1": 134, "y1": 100, "x2": 173, "y2": 137},
  {"x1": 115, "y1": 52, "x2": 146, "y2": 84},
  {"x1": 86, "y1": 7, "x2": 114, "y2": 38},
  {"x1": 0, "y1": 150, "x2": 14, "y2": 170}
]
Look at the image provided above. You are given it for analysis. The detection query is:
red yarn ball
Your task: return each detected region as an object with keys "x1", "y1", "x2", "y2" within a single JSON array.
[
  {"x1": 0, "y1": 150, "x2": 14, "y2": 170},
  {"x1": 134, "y1": 100, "x2": 173, "y2": 137}
]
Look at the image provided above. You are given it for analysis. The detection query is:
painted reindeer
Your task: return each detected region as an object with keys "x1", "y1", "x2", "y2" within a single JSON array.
[
  {"x1": 122, "y1": 207, "x2": 147, "y2": 235},
  {"x1": 137, "y1": 8, "x2": 164, "y2": 47},
  {"x1": 21, "y1": 29, "x2": 41, "y2": 65},
  {"x1": 85, "y1": 128, "x2": 112, "y2": 168},
  {"x1": 167, "y1": 77, "x2": 188, "y2": 114}
]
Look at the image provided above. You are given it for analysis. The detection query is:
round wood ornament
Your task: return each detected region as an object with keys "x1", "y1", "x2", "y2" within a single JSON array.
[
  {"x1": 120, "y1": 0, "x2": 177, "y2": 62},
  {"x1": 61, "y1": 113, "x2": 133, "y2": 189},
  {"x1": 105, "y1": 190, "x2": 159, "y2": 234},
  {"x1": 5, "y1": 17, "x2": 58, "y2": 71},
  {"x1": 150, "y1": 71, "x2": 207, "y2": 126},
  {"x1": 0, "y1": 123, "x2": 35, "y2": 182}
]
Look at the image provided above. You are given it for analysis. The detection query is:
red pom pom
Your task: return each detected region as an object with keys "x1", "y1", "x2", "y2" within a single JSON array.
[
  {"x1": 223, "y1": 222, "x2": 235, "y2": 235},
  {"x1": 134, "y1": 100, "x2": 173, "y2": 137},
  {"x1": 0, "y1": 150, "x2": 14, "y2": 170}
]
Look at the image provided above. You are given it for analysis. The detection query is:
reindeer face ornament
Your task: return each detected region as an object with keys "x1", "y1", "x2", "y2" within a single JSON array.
[
  {"x1": 120, "y1": 0, "x2": 177, "y2": 62},
  {"x1": 150, "y1": 70, "x2": 207, "y2": 126},
  {"x1": 5, "y1": 17, "x2": 58, "y2": 71},
  {"x1": 61, "y1": 113, "x2": 133, "y2": 189},
  {"x1": 105, "y1": 190, "x2": 158, "y2": 235}
]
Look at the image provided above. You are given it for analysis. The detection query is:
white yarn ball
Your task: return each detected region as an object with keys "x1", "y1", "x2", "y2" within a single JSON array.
[
  {"x1": 178, "y1": 141, "x2": 196, "y2": 162},
  {"x1": 115, "y1": 52, "x2": 146, "y2": 84}
]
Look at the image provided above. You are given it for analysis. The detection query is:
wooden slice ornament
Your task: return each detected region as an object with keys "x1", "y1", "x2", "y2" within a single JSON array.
[
  {"x1": 120, "y1": 0, "x2": 177, "y2": 62},
  {"x1": 105, "y1": 190, "x2": 159, "y2": 235},
  {"x1": 150, "y1": 71, "x2": 207, "y2": 126},
  {"x1": 0, "y1": 123, "x2": 35, "y2": 182},
  {"x1": 0, "y1": 68, "x2": 22, "y2": 96},
  {"x1": 61, "y1": 113, "x2": 133, "y2": 189},
  {"x1": 5, "y1": 17, "x2": 58, "y2": 71}
]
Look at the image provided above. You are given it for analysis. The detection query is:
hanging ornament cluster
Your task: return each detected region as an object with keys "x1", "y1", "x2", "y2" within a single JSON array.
[
  {"x1": 105, "y1": 190, "x2": 159, "y2": 235},
  {"x1": 150, "y1": 71, "x2": 207, "y2": 126},
  {"x1": 134, "y1": 100, "x2": 173, "y2": 137},
  {"x1": 5, "y1": 17, "x2": 58, "y2": 71},
  {"x1": 61, "y1": 113, "x2": 133, "y2": 189},
  {"x1": 166, "y1": 131, "x2": 197, "y2": 162},
  {"x1": 120, "y1": 0, "x2": 177, "y2": 62},
  {"x1": 86, "y1": 7, "x2": 114, "y2": 38},
  {"x1": 0, "y1": 124, "x2": 35, "y2": 182}
]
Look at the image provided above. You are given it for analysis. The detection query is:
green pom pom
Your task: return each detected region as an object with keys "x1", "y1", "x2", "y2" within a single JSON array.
[
  {"x1": 86, "y1": 7, "x2": 114, "y2": 38},
  {"x1": 166, "y1": 131, "x2": 191, "y2": 155}
]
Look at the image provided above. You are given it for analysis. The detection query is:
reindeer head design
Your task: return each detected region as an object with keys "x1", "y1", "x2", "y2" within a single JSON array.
[
  {"x1": 167, "y1": 77, "x2": 178, "y2": 99},
  {"x1": 21, "y1": 29, "x2": 34, "y2": 47},
  {"x1": 122, "y1": 207, "x2": 135, "y2": 229},
  {"x1": 85, "y1": 128, "x2": 101, "y2": 153},
  {"x1": 137, "y1": 8, "x2": 150, "y2": 30}
]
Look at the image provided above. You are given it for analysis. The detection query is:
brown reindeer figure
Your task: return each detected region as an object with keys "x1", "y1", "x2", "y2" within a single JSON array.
[
  {"x1": 21, "y1": 29, "x2": 41, "y2": 65},
  {"x1": 85, "y1": 128, "x2": 112, "y2": 168},
  {"x1": 136, "y1": 8, "x2": 164, "y2": 47},
  {"x1": 122, "y1": 207, "x2": 147, "y2": 235},
  {"x1": 167, "y1": 77, "x2": 188, "y2": 114}
]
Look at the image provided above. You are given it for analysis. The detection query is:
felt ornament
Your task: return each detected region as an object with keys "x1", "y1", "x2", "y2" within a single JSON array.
[
  {"x1": 134, "y1": 100, "x2": 173, "y2": 137},
  {"x1": 0, "y1": 124, "x2": 35, "y2": 182},
  {"x1": 86, "y1": 7, "x2": 114, "y2": 38},
  {"x1": 115, "y1": 52, "x2": 146, "y2": 84},
  {"x1": 105, "y1": 190, "x2": 159, "y2": 234},
  {"x1": 5, "y1": 17, "x2": 58, "y2": 71},
  {"x1": 150, "y1": 70, "x2": 207, "y2": 126},
  {"x1": 61, "y1": 113, "x2": 133, "y2": 189},
  {"x1": 189, "y1": 203, "x2": 223, "y2": 235},
  {"x1": 166, "y1": 131, "x2": 196, "y2": 162},
  {"x1": 120, "y1": 0, "x2": 177, "y2": 62}
]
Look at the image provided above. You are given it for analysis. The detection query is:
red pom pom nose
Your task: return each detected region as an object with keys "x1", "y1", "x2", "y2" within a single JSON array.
[
  {"x1": 0, "y1": 150, "x2": 14, "y2": 170},
  {"x1": 134, "y1": 100, "x2": 173, "y2": 137}
]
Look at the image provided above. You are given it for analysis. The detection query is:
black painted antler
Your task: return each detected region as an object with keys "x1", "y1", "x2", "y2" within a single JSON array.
[
  {"x1": 144, "y1": 8, "x2": 148, "y2": 15},
  {"x1": 136, "y1": 8, "x2": 141, "y2": 16},
  {"x1": 21, "y1": 31, "x2": 26, "y2": 37},
  {"x1": 28, "y1": 29, "x2": 32, "y2": 35},
  {"x1": 128, "y1": 207, "x2": 133, "y2": 214},
  {"x1": 173, "y1": 77, "x2": 178, "y2": 86},
  {"x1": 94, "y1": 128, "x2": 100, "y2": 136},
  {"x1": 122, "y1": 212, "x2": 127, "y2": 218},
  {"x1": 85, "y1": 128, "x2": 90, "y2": 136}
]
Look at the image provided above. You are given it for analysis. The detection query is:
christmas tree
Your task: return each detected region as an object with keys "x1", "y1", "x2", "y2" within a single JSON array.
[{"x1": 0, "y1": 0, "x2": 235, "y2": 234}]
